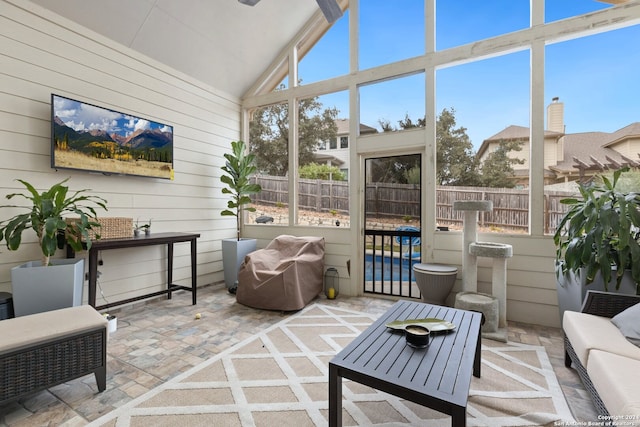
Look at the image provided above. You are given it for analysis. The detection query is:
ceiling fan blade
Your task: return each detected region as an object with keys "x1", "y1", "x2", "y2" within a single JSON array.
[
  {"x1": 238, "y1": 0, "x2": 342, "y2": 24},
  {"x1": 316, "y1": 0, "x2": 343, "y2": 23}
]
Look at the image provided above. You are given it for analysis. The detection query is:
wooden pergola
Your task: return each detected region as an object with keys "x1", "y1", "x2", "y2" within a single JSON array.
[{"x1": 572, "y1": 154, "x2": 640, "y2": 183}]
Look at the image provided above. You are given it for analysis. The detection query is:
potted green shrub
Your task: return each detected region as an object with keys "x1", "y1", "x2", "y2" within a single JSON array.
[
  {"x1": 220, "y1": 140, "x2": 262, "y2": 289},
  {"x1": 553, "y1": 167, "x2": 640, "y2": 320},
  {"x1": 0, "y1": 178, "x2": 107, "y2": 316}
]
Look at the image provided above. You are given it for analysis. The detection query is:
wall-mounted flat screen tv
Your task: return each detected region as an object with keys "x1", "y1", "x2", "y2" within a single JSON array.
[{"x1": 51, "y1": 94, "x2": 174, "y2": 180}]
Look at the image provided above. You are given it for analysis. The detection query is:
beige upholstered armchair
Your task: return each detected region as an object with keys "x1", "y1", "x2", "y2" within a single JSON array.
[{"x1": 236, "y1": 235, "x2": 325, "y2": 311}]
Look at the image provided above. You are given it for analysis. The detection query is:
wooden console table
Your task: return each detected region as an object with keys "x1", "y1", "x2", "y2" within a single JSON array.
[{"x1": 67, "y1": 232, "x2": 200, "y2": 310}]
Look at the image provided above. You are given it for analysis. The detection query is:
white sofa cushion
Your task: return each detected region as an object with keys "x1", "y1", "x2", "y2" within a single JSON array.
[
  {"x1": 563, "y1": 311, "x2": 640, "y2": 366},
  {"x1": 611, "y1": 303, "x2": 640, "y2": 347},
  {"x1": 587, "y1": 350, "x2": 640, "y2": 417}
]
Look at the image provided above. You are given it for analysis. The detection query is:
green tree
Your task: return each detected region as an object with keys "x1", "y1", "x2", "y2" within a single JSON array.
[
  {"x1": 249, "y1": 85, "x2": 338, "y2": 176},
  {"x1": 299, "y1": 163, "x2": 345, "y2": 181},
  {"x1": 368, "y1": 155, "x2": 420, "y2": 184},
  {"x1": 435, "y1": 108, "x2": 480, "y2": 186},
  {"x1": 398, "y1": 113, "x2": 425, "y2": 129},
  {"x1": 378, "y1": 119, "x2": 394, "y2": 132},
  {"x1": 248, "y1": 103, "x2": 288, "y2": 175},
  {"x1": 378, "y1": 109, "x2": 480, "y2": 186},
  {"x1": 379, "y1": 113, "x2": 425, "y2": 131},
  {"x1": 480, "y1": 140, "x2": 525, "y2": 188},
  {"x1": 404, "y1": 165, "x2": 421, "y2": 185}
]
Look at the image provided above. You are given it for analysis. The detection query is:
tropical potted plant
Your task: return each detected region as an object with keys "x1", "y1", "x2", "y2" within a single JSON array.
[
  {"x1": 0, "y1": 178, "x2": 108, "y2": 316},
  {"x1": 220, "y1": 140, "x2": 262, "y2": 290},
  {"x1": 554, "y1": 167, "x2": 640, "y2": 321}
]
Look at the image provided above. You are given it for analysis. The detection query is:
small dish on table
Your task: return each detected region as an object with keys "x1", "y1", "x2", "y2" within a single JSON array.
[{"x1": 385, "y1": 318, "x2": 456, "y2": 333}]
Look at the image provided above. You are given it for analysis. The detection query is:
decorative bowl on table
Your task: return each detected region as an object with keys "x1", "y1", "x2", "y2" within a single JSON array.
[{"x1": 404, "y1": 324, "x2": 430, "y2": 348}]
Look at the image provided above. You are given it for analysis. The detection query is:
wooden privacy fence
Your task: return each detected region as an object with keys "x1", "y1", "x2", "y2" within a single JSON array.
[
  {"x1": 251, "y1": 176, "x2": 574, "y2": 233},
  {"x1": 254, "y1": 175, "x2": 351, "y2": 213},
  {"x1": 436, "y1": 186, "x2": 573, "y2": 233}
]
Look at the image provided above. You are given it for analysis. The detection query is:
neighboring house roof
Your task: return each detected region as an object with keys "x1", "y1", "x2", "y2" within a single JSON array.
[
  {"x1": 485, "y1": 125, "x2": 532, "y2": 141},
  {"x1": 479, "y1": 121, "x2": 640, "y2": 180},
  {"x1": 484, "y1": 125, "x2": 563, "y2": 141},
  {"x1": 477, "y1": 125, "x2": 562, "y2": 158},
  {"x1": 314, "y1": 152, "x2": 345, "y2": 166},
  {"x1": 604, "y1": 122, "x2": 640, "y2": 147},
  {"x1": 553, "y1": 131, "x2": 611, "y2": 171},
  {"x1": 335, "y1": 118, "x2": 377, "y2": 135},
  {"x1": 554, "y1": 124, "x2": 640, "y2": 174}
]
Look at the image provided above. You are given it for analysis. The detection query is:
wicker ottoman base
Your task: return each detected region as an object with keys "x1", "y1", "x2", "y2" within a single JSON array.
[{"x1": 0, "y1": 306, "x2": 108, "y2": 405}]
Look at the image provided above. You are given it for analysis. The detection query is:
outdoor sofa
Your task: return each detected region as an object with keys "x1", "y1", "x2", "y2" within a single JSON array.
[{"x1": 563, "y1": 290, "x2": 640, "y2": 420}]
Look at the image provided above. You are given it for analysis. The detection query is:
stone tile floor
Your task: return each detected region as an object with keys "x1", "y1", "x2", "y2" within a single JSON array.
[{"x1": 0, "y1": 285, "x2": 598, "y2": 426}]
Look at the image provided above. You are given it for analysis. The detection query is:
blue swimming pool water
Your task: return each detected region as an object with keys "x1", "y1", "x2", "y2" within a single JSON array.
[{"x1": 365, "y1": 253, "x2": 418, "y2": 282}]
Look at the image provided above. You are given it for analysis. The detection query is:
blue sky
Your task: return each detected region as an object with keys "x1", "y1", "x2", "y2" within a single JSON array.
[{"x1": 297, "y1": 1, "x2": 638, "y2": 150}]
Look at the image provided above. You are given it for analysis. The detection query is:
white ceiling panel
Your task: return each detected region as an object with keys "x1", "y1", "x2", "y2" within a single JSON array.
[{"x1": 30, "y1": 0, "x2": 322, "y2": 98}]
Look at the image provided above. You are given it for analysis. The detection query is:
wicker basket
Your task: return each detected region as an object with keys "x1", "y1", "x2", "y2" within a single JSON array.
[{"x1": 66, "y1": 217, "x2": 133, "y2": 240}]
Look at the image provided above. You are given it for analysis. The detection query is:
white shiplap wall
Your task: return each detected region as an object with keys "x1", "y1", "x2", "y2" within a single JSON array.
[{"x1": 0, "y1": 0, "x2": 239, "y2": 304}]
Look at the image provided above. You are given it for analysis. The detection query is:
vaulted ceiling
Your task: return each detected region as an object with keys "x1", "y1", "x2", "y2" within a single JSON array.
[{"x1": 31, "y1": 0, "x2": 326, "y2": 99}]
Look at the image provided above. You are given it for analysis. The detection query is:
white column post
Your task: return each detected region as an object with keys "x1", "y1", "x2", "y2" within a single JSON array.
[
  {"x1": 453, "y1": 201, "x2": 493, "y2": 294},
  {"x1": 493, "y1": 257, "x2": 508, "y2": 328}
]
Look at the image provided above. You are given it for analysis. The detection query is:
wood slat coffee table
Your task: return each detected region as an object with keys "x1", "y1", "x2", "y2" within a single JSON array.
[{"x1": 329, "y1": 300, "x2": 482, "y2": 427}]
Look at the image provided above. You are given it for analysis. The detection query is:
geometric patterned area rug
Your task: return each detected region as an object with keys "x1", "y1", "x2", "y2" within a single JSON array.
[{"x1": 89, "y1": 303, "x2": 576, "y2": 427}]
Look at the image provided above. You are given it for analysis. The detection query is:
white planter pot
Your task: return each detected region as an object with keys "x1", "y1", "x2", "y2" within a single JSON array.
[
  {"x1": 11, "y1": 258, "x2": 85, "y2": 317},
  {"x1": 556, "y1": 266, "x2": 637, "y2": 325},
  {"x1": 222, "y1": 238, "x2": 256, "y2": 288}
]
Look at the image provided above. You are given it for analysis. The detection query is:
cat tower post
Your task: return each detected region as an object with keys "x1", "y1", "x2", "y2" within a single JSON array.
[
  {"x1": 469, "y1": 241, "x2": 513, "y2": 329},
  {"x1": 453, "y1": 200, "x2": 512, "y2": 342},
  {"x1": 453, "y1": 200, "x2": 493, "y2": 293}
]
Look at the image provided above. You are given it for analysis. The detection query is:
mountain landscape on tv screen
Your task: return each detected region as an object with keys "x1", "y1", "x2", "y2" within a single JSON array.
[{"x1": 53, "y1": 116, "x2": 173, "y2": 163}]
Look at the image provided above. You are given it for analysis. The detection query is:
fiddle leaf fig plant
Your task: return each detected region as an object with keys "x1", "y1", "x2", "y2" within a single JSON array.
[
  {"x1": 554, "y1": 167, "x2": 640, "y2": 292},
  {"x1": 220, "y1": 140, "x2": 262, "y2": 240},
  {"x1": 0, "y1": 178, "x2": 108, "y2": 267}
]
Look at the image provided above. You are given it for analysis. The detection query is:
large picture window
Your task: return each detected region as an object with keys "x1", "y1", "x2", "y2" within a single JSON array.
[
  {"x1": 436, "y1": 0, "x2": 528, "y2": 51},
  {"x1": 436, "y1": 52, "x2": 530, "y2": 233},
  {"x1": 359, "y1": 73, "x2": 425, "y2": 134},
  {"x1": 247, "y1": 101, "x2": 290, "y2": 226},
  {"x1": 297, "y1": 91, "x2": 350, "y2": 227},
  {"x1": 544, "y1": 24, "x2": 640, "y2": 234},
  {"x1": 359, "y1": 0, "x2": 424, "y2": 70},
  {"x1": 243, "y1": 1, "x2": 639, "y2": 238},
  {"x1": 298, "y1": 10, "x2": 349, "y2": 85},
  {"x1": 545, "y1": 0, "x2": 612, "y2": 23}
]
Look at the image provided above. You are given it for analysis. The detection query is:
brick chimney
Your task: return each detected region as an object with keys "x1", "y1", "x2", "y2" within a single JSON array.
[
  {"x1": 546, "y1": 97, "x2": 565, "y2": 133},
  {"x1": 547, "y1": 97, "x2": 565, "y2": 164}
]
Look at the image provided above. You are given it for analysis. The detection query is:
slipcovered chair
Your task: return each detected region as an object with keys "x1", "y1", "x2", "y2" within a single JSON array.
[{"x1": 236, "y1": 235, "x2": 325, "y2": 311}]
